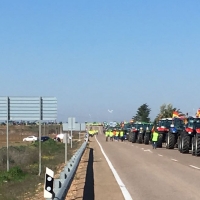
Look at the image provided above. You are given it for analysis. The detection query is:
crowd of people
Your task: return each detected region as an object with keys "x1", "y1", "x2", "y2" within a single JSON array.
[
  {"x1": 86, "y1": 126, "x2": 160, "y2": 149},
  {"x1": 105, "y1": 128, "x2": 125, "y2": 142},
  {"x1": 88, "y1": 129, "x2": 98, "y2": 137}
]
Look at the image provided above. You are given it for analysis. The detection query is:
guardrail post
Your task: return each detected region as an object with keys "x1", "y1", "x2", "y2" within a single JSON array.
[{"x1": 44, "y1": 138, "x2": 89, "y2": 200}]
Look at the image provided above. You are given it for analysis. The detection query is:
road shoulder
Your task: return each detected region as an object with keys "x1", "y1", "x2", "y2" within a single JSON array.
[{"x1": 66, "y1": 136, "x2": 124, "y2": 200}]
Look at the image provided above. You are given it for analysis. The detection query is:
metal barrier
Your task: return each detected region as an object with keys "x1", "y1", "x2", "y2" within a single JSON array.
[{"x1": 45, "y1": 137, "x2": 88, "y2": 200}]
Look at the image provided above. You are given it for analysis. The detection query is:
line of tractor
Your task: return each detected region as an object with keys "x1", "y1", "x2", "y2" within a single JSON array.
[{"x1": 124, "y1": 116, "x2": 200, "y2": 156}]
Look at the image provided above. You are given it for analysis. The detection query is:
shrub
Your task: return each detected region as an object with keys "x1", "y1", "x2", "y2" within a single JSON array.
[{"x1": 0, "y1": 166, "x2": 26, "y2": 184}]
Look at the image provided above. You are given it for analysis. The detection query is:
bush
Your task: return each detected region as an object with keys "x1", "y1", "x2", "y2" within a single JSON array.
[{"x1": 0, "y1": 166, "x2": 26, "y2": 184}]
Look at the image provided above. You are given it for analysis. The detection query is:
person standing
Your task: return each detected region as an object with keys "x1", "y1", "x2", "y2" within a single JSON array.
[
  {"x1": 119, "y1": 129, "x2": 124, "y2": 142},
  {"x1": 109, "y1": 129, "x2": 114, "y2": 141},
  {"x1": 113, "y1": 129, "x2": 116, "y2": 140},
  {"x1": 152, "y1": 130, "x2": 159, "y2": 149},
  {"x1": 115, "y1": 129, "x2": 119, "y2": 141},
  {"x1": 105, "y1": 130, "x2": 109, "y2": 142}
]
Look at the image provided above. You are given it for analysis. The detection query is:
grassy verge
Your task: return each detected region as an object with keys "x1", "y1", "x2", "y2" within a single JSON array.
[{"x1": 0, "y1": 134, "x2": 83, "y2": 200}]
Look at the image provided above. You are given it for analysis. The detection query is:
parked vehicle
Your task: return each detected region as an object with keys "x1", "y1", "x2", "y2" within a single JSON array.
[
  {"x1": 23, "y1": 136, "x2": 38, "y2": 142},
  {"x1": 41, "y1": 136, "x2": 50, "y2": 142},
  {"x1": 157, "y1": 118, "x2": 172, "y2": 148},
  {"x1": 137, "y1": 123, "x2": 147, "y2": 144},
  {"x1": 128, "y1": 122, "x2": 142, "y2": 143},
  {"x1": 143, "y1": 123, "x2": 154, "y2": 145},
  {"x1": 166, "y1": 117, "x2": 184, "y2": 149},
  {"x1": 122, "y1": 123, "x2": 131, "y2": 140},
  {"x1": 179, "y1": 117, "x2": 200, "y2": 156}
]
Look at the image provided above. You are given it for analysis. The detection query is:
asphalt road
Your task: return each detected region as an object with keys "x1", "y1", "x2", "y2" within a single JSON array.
[{"x1": 95, "y1": 128, "x2": 200, "y2": 200}]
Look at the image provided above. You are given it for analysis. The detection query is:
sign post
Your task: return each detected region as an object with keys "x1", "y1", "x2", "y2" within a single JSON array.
[
  {"x1": 6, "y1": 97, "x2": 9, "y2": 172},
  {"x1": 65, "y1": 133, "x2": 67, "y2": 163},
  {"x1": 39, "y1": 97, "x2": 42, "y2": 176},
  {"x1": 68, "y1": 117, "x2": 75, "y2": 149},
  {"x1": 79, "y1": 123, "x2": 81, "y2": 141},
  {"x1": 0, "y1": 96, "x2": 57, "y2": 173}
]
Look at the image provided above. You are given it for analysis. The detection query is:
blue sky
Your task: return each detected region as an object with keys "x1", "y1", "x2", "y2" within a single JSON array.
[{"x1": 0, "y1": 0, "x2": 200, "y2": 122}]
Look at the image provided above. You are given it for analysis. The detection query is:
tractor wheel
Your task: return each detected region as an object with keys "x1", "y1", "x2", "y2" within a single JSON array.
[
  {"x1": 166, "y1": 132, "x2": 175, "y2": 149},
  {"x1": 192, "y1": 136, "x2": 195, "y2": 156},
  {"x1": 132, "y1": 132, "x2": 136, "y2": 143},
  {"x1": 178, "y1": 136, "x2": 182, "y2": 152},
  {"x1": 181, "y1": 134, "x2": 189, "y2": 153},
  {"x1": 195, "y1": 135, "x2": 200, "y2": 156},
  {"x1": 157, "y1": 134, "x2": 163, "y2": 148},
  {"x1": 144, "y1": 133, "x2": 150, "y2": 145},
  {"x1": 137, "y1": 133, "x2": 143, "y2": 144},
  {"x1": 129, "y1": 132, "x2": 133, "y2": 142}
]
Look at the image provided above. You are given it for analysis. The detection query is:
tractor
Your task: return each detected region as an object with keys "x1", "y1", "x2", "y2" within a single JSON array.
[
  {"x1": 135, "y1": 123, "x2": 153, "y2": 144},
  {"x1": 179, "y1": 117, "x2": 200, "y2": 156},
  {"x1": 128, "y1": 122, "x2": 141, "y2": 143},
  {"x1": 122, "y1": 123, "x2": 131, "y2": 141},
  {"x1": 143, "y1": 123, "x2": 154, "y2": 145},
  {"x1": 156, "y1": 118, "x2": 172, "y2": 148},
  {"x1": 166, "y1": 117, "x2": 185, "y2": 149}
]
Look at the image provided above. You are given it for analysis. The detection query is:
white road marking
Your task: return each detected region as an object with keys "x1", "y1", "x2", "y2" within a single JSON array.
[
  {"x1": 144, "y1": 149, "x2": 153, "y2": 153},
  {"x1": 158, "y1": 154, "x2": 163, "y2": 157},
  {"x1": 189, "y1": 165, "x2": 200, "y2": 170},
  {"x1": 95, "y1": 136, "x2": 133, "y2": 200},
  {"x1": 171, "y1": 159, "x2": 178, "y2": 162},
  {"x1": 141, "y1": 148, "x2": 144, "y2": 150}
]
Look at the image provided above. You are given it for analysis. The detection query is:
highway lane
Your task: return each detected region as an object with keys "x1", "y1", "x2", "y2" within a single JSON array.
[
  {"x1": 128, "y1": 142, "x2": 200, "y2": 171},
  {"x1": 95, "y1": 130, "x2": 200, "y2": 200}
]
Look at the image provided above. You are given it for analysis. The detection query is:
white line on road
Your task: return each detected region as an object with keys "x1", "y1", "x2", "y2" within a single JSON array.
[
  {"x1": 158, "y1": 154, "x2": 163, "y2": 157},
  {"x1": 95, "y1": 136, "x2": 133, "y2": 200},
  {"x1": 189, "y1": 165, "x2": 200, "y2": 170},
  {"x1": 141, "y1": 148, "x2": 144, "y2": 150},
  {"x1": 144, "y1": 149, "x2": 153, "y2": 153},
  {"x1": 171, "y1": 159, "x2": 178, "y2": 162}
]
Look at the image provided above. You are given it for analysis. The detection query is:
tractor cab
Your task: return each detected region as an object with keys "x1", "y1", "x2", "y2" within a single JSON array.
[
  {"x1": 195, "y1": 119, "x2": 200, "y2": 134},
  {"x1": 157, "y1": 118, "x2": 172, "y2": 132},
  {"x1": 170, "y1": 117, "x2": 184, "y2": 134},
  {"x1": 185, "y1": 117, "x2": 196, "y2": 135}
]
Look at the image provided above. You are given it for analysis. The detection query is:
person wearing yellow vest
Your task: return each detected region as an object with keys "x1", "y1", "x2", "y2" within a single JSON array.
[
  {"x1": 119, "y1": 129, "x2": 124, "y2": 142},
  {"x1": 109, "y1": 129, "x2": 114, "y2": 141},
  {"x1": 152, "y1": 130, "x2": 159, "y2": 149},
  {"x1": 115, "y1": 129, "x2": 119, "y2": 141},
  {"x1": 88, "y1": 130, "x2": 93, "y2": 137},
  {"x1": 105, "y1": 130, "x2": 109, "y2": 142},
  {"x1": 92, "y1": 130, "x2": 95, "y2": 136}
]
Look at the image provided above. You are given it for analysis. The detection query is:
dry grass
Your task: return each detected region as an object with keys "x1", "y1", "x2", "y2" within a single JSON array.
[{"x1": 0, "y1": 132, "x2": 84, "y2": 200}]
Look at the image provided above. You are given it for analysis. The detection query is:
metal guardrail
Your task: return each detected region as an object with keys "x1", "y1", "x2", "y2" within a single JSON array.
[{"x1": 45, "y1": 137, "x2": 88, "y2": 200}]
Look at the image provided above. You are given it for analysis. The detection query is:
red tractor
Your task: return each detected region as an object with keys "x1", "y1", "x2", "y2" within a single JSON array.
[
  {"x1": 156, "y1": 118, "x2": 172, "y2": 148},
  {"x1": 179, "y1": 117, "x2": 200, "y2": 156}
]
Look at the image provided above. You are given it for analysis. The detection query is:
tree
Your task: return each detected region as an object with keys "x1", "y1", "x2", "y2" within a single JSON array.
[
  {"x1": 133, "y1": 103, "x2": 151, "y2": 122},
  {"x1": 154, "y1": 103, "x2": 182, "y2": 123}
]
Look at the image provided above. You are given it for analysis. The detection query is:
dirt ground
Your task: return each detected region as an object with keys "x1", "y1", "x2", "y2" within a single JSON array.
[
  {"x1": 22, "y1": 134, "x2": 86, "y2": 200},
  {"x1": 0, "y1": 125, "x2": 82, "y2": 148},
  {"x1": 65, "y1": 135, "x2": 124, "y2": 200},
  {"x1": 66, "y1": 146, "x2": 89, "y2": 200}
]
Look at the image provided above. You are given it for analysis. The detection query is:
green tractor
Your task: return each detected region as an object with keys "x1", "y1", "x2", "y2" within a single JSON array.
[
  {"x1": 128, "y1": 122, "x2": 141, "y2": 143},
  {"x1": 136, "y1": 122, "x2": 154, "y2": 144},
  {"x1": 122, "y1": 123, "x2": 131, "y2": 140}
]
